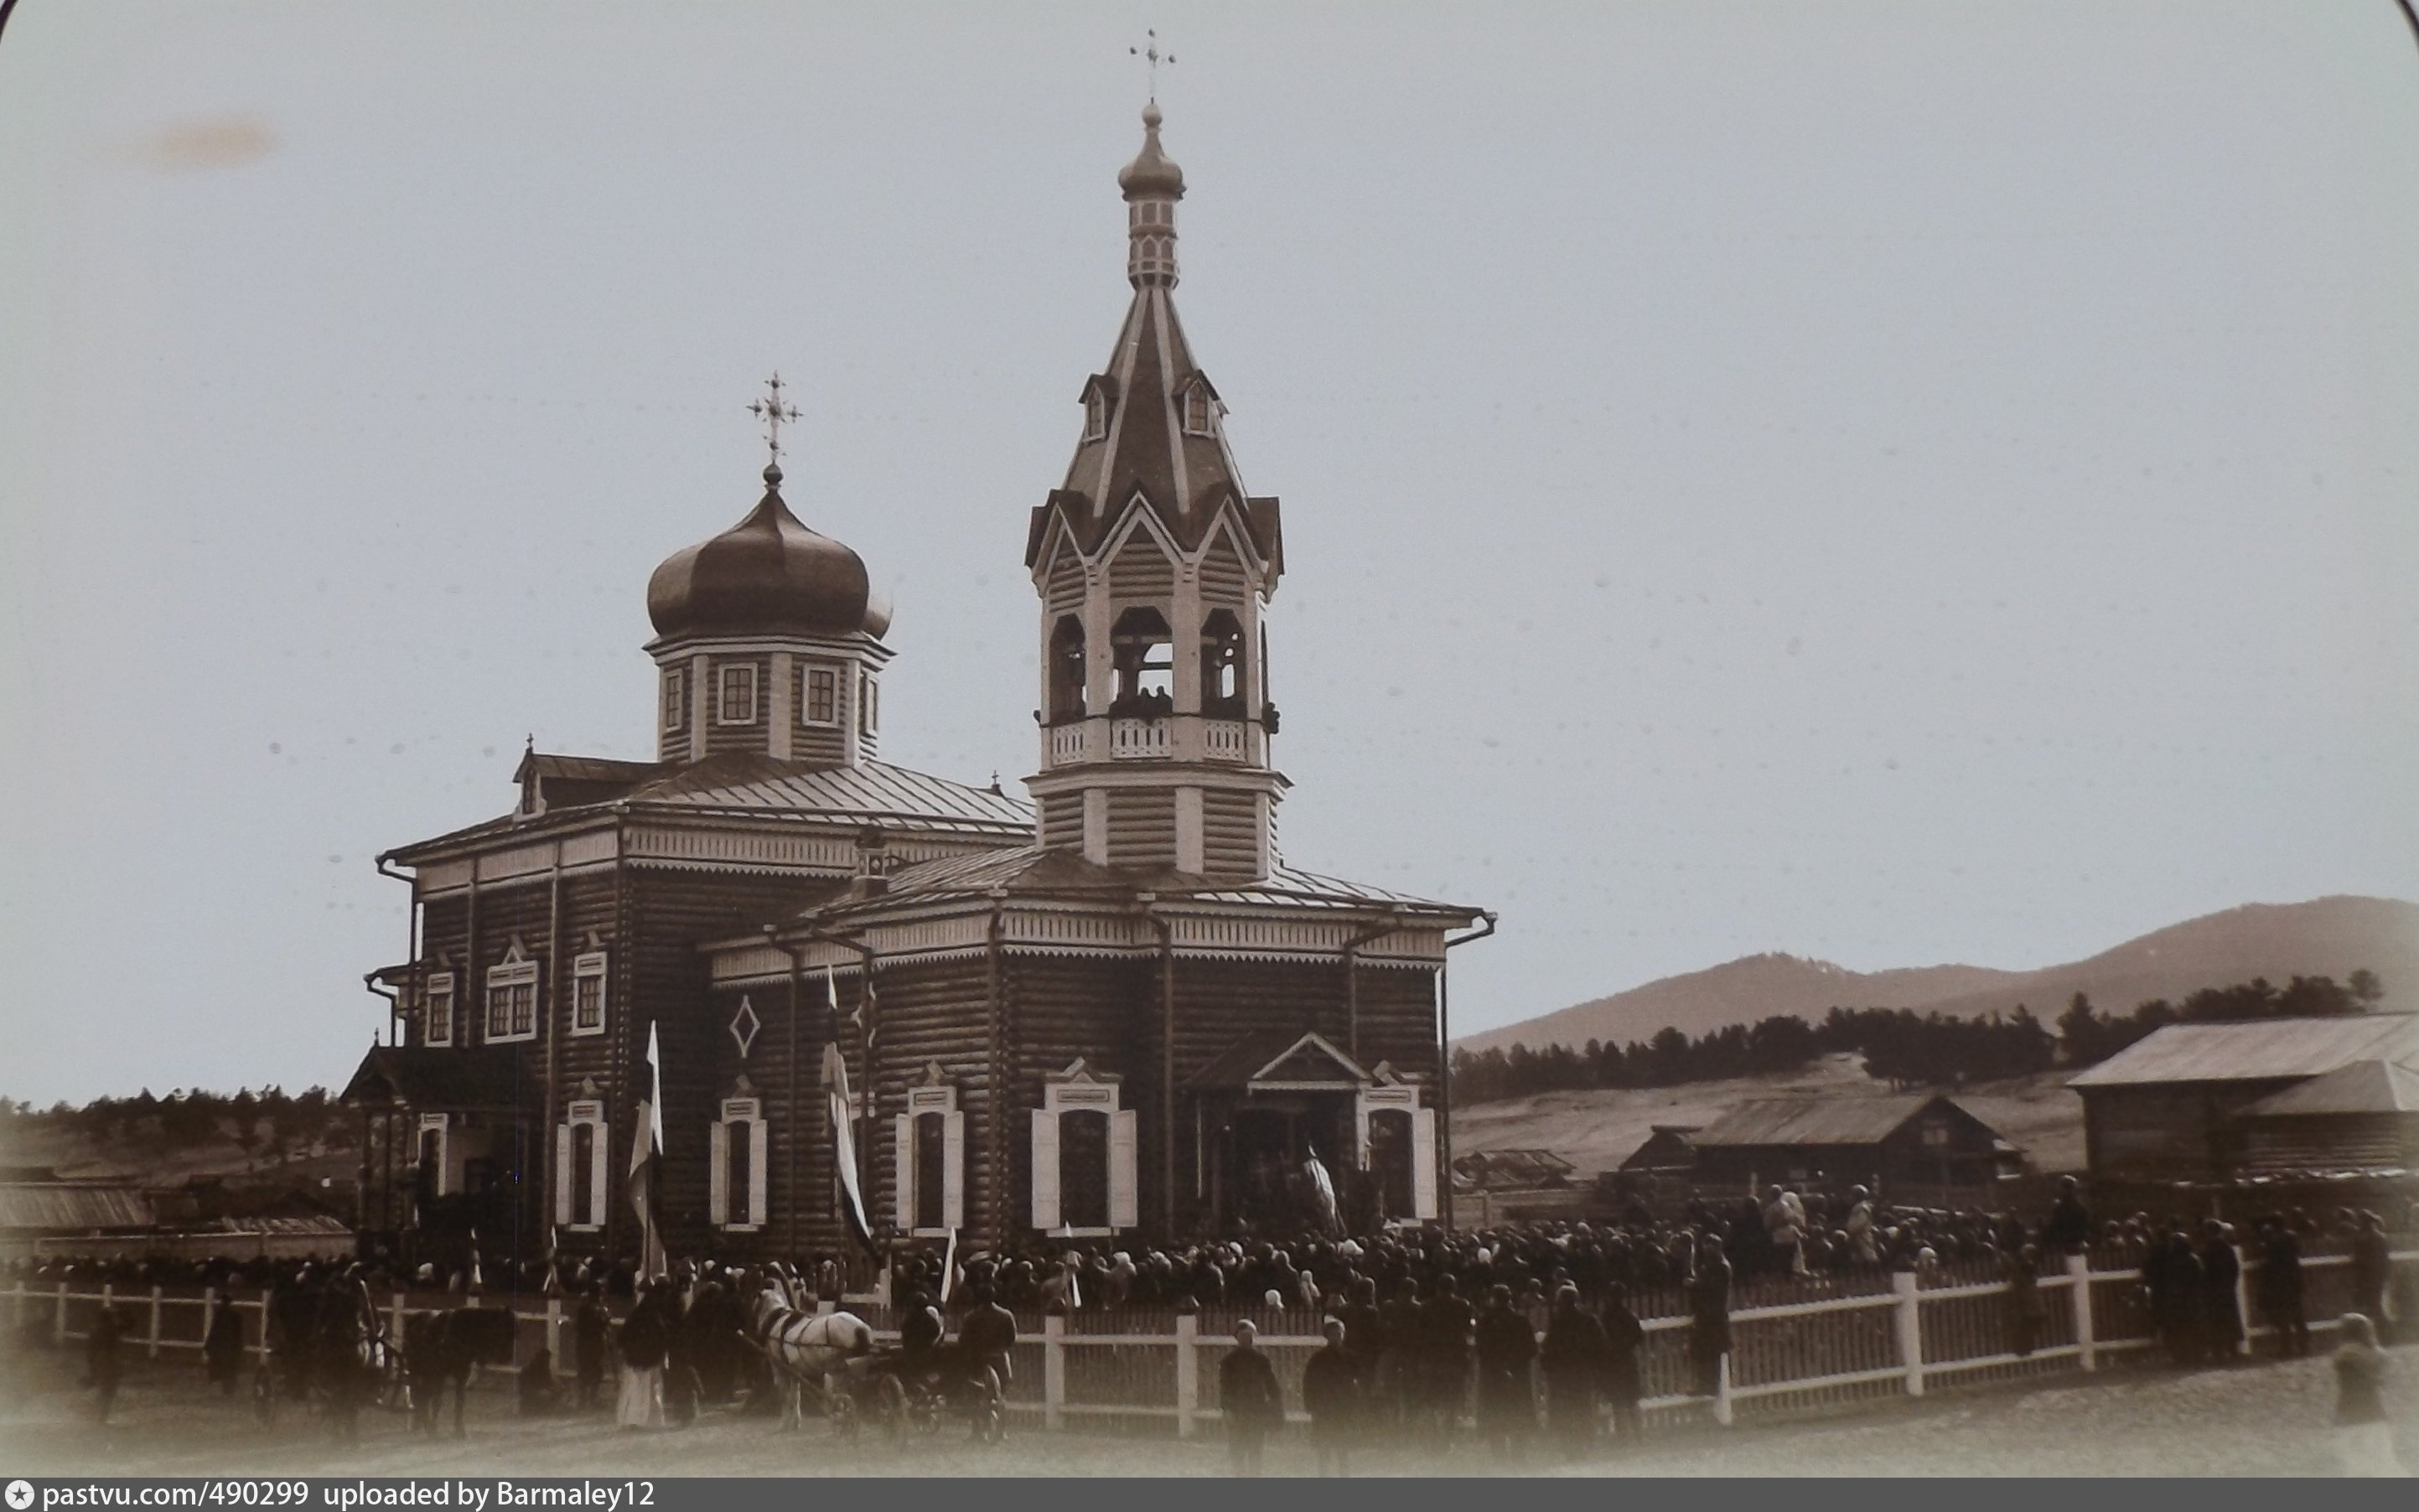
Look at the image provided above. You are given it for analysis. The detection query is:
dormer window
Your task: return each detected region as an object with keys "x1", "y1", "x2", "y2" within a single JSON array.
[
  {"x1": 1181, "y1": 384, "x2": 1215, "y2": 438},
  {"x1": 662, "y1": 667, "x2": 687, "y2": 733},
  {"x1": 1081, "y1": 375, "x2": 1115, "y2": 443},
  {"x1": 717, "y1": 663, "x2": 759, "y2": 725}
]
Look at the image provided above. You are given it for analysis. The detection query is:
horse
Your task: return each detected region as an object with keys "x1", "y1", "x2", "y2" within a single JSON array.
[
  {"x1": 405, "y1": 1306, "x2": 518, "y2": 1438},
  {"x1": 743, "y1": 1276, "x2": 883, "y2": 1432}
]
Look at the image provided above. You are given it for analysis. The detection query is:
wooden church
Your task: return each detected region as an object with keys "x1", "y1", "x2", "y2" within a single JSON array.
[{"x1": 343, "y1": 106, "x2": 1493, "y2": 1266}]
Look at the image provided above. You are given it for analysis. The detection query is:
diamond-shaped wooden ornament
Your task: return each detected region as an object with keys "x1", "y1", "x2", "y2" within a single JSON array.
[{"x1": 729, "y1": 997, "x2": 761, "y2": 1059}]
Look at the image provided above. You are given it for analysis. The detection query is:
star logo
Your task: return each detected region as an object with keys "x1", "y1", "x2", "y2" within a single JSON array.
[{"x1": 6, "y1": 1479, "x2": 35, "y2": 1510}]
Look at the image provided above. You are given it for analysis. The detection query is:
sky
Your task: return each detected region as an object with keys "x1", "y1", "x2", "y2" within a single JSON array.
[{"x1": 3, "y1": 2, "x2": 2416, "y2": 1106}]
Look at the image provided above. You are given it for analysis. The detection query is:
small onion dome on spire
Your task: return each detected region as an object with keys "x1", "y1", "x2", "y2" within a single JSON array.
[
  {"x1": 1117, "y1": 102, "x2": 1185, "y2": 200},
  {"x1": 646, "y1": 462, "x2": 888, "y2": 639}
]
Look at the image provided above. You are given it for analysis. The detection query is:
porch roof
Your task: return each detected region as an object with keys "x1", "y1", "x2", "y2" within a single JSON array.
[
  {"x1": 1185, "y1": 1029, "x2": 1373, "y2": 1090},
  {"x1": 339, "y1": 1046, "x2": 525, "y2": 1112}
]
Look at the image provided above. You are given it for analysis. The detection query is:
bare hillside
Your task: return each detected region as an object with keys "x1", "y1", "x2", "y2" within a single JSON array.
[{"x1": 1458, "y1": 894, "x2": 2419, "y2": 1054}]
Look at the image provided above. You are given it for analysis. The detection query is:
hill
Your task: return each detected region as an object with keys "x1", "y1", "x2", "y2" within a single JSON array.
[{"x1": 1457, "y1": 894, "x2": 2419, "y2": 1054}]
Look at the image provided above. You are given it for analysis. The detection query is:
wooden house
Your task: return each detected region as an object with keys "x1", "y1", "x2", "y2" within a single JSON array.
[
  {"x1": 2067, "y1": 1013, "x2": 2419, "y2": 1182},
  {"x1": 1686, "y1": 1095, "x2": 2023, "y2": 1195}
]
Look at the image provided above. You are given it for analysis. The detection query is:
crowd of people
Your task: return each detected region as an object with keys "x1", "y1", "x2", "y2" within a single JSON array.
[{"x1": 4, "y1": 1181, "x2": 2411, "y2": 1470}]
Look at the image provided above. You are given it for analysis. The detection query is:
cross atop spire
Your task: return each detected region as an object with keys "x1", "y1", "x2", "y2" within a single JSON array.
[
  {"x1": 748, "y1": 372, "x2": 801, "y2": 478},
  {"x1": 1130, "y1": 29, "x2": 1173, "y2": 101}
]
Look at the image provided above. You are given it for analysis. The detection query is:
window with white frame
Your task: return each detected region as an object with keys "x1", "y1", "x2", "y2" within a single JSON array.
[
  {"x1": 711, "y1": 1097, "x2": 769, "y2": 1230},
  {"x1": 484, "y1": 945, "x2": 540, "y2": 1043},
  {"x1": 857, "y1": 672, "x2": 878, "y2": 737},
  {"x1": 423, "y1": 972, "x2": 455, "y2": 1047},
  {"x1": 661, "y1": 667, "x2": 687, "y2": 733},
  {"x1": 894, "y1": 1080, "x2": 965, "y2": 1236},
  {"x1": 800, "y1": 665, "x2": 839, "y2": 727},
  {"x1": 717, "y1": 662, "x2": 759, "y2": 725},
  {"x1": 1084, "y1": 390, "x2": 1108, "y2": 443},
  {"x1": 1029, "y1": 1061, "x2": 1133, "y2": 1235},
  {"x1": 555, "y1": 1100, "x2": 609, "y2": 1230},
  {"x1": 571, "y1": 952, "x2": 608, "y2": 1036}
]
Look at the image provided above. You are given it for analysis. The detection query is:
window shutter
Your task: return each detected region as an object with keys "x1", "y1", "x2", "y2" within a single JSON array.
[
  {"x1": 709, "y1": 1121, "x2": 730, "y2": 1227},
  {"x1": 554, "y1": 1124, "x2": 574, "y2": 1227},
  {"x1": 1411, "y1": 1109, "x2": 1439, "y2": 1220},
  {"x1": 588, "y1": 1121, "x2": 610, "y2": 1228},
  {"x1": 1108, "y1": 1108, "x2": 1139, "y2": 1230},
  {"x1": 749, "y1": 1119, "x2": 770, "y2": 1229},
  {"x1": 893, "y1": 1113, "x2": 914, "y2": 1230},
  {"x1": 941, "y1": 1111, "x2": 966, "y2": 1230},
  {"x1": 1029, "y1": 1111, "x2": 1060, "y2": 1231}
]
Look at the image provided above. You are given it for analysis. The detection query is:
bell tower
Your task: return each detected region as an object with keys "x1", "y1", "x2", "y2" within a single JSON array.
[{"x1": 1024, "y1": 106, "x2": 1287, "y2": 879}]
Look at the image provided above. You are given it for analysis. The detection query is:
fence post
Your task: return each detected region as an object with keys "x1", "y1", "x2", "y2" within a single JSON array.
[
  {"x1": 1043, "y1": 1313, "x2": 1065, "y2": 1431},
  {"x1": 54, "y1": 1282, "x2": 69, "y2": 1344},
  {"x1": 390, "y1": 1290, "x2": 407, "y2": 1351},
  {"x1": 2066, "y1": 1252, "x2": 2095, "y2": 1372},
  {"x1": 1173, "y1": 1313, "x2": 1198, "y2": 1439},
  {"x1": 1893, "y1": 1270, "x2": 1924, "y2": 1398},
  {"x1": 1713, "y1": 1347, "x2": 1734, "y2": 1427},
  {"x1": 149, "y1": 1285, "x2": 163, "y2": 1359},
  {"x1": 546, "y1": 1297, "x2": 564, "y2": 1360}
]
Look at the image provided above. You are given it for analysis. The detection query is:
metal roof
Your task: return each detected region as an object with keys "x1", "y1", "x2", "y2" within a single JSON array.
[
  {"x1": 1691, "y1": 1095, "x2": 1968, "y2": 1148},
  {"x1": 1185, "y1": 1030, "x2": 1370, "y2": 1090},
  {"x1": 2066, "y1": 1014, "x2": 2419, "y2": 1088},
  {"x1": 2242, "y1": 1059, "x2": 2419, "y2": 1118},
  {"x1": 809, "y1": 846, "x2": 1480, "y2": 922},
  {"x1": 0, "y1": 1183, "x2": 157, "y2": 1232},
  {"x1": 622, "y1": 755, "x2": 1032, "y2": 832}
]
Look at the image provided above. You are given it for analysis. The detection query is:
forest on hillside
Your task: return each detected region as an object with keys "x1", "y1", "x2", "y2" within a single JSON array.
[
  {"x1": 1448, "y1": 970, "x2": 2385, "y2": 1105},
  {"x1": 0, "y1": 1085, "x2": 352, "y2": 1167}
]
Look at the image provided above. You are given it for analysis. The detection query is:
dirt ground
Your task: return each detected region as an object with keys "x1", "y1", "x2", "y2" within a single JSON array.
[{"x1": 1, "y1": 1346, "x2": 2411, "y2": 1478}]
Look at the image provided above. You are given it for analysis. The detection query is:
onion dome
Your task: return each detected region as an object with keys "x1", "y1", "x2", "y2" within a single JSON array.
[
  {"x1": 646, "y1": 463, "x2": 885, "y2": 639},
  {"x1": 1116, "y1": 102, "x2": 1185, "y2": 200}
]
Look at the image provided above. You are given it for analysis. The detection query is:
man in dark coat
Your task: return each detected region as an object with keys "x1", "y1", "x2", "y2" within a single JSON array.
[
  {"x1": 2199, "y1": 1220, "x2": 2244, "y2": 1363},
  {"x1": 2254, "y1": 1218, "x2": 2308, "y2": 1358},
  {"x1": 1689, "y1": 1236, "x2": 1733, "y2": 1399},
  {"x1": 1598, "y1": 1282, "x2": 1646, "y2": 1443},
  {"x1": 1218, "y1": 1319, "x2": 1284, "y2": 1476},
  {"x1": 1422, "y1": 1274, "x2": 1475, "y2": 1437},
  {"x1": 204, "y1": 1292, "x2": 246, "y2": 1397},
  {"x1": 2043, "y1": 1176, "x2": 2092, "y2": 1256},
  {"x1": 573, "y1": 1285, "x2": 609, "y2": 1409},
  {"x1": 1539, "y1": 1283, "x2": 1605, "y2": 1460},
  {"x1": 1300, "y1": 1317, "x2": 1360, "y2": 1477},
  {"x1": 1473, "y1": 1283, "x2": 1537, "y2": 1460}
]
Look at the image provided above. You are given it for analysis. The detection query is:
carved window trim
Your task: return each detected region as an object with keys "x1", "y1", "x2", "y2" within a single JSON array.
[
  {"x1": 570, "y1": 952, "x2": 609, "y2": 1037},
  {"x1": 423, "y1": 972, "x2": 455, "y2": 1047},
  {"x1": 717, "y1": 662, "x2": 759, "y2": 726}
]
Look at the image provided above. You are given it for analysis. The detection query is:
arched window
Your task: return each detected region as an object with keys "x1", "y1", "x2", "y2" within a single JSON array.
[
  {"x1": 1048, "y1": 616, "x2": 1088, "y2": 723},
  {"x1": 1199, "y1": 608, "x2": 1246, "y2": 718},
  {"x1": 1110, "y1": 607, "x2": 1173, "y2": 717},
  {"x1": 1181, "y1": 383, "x2": 1215, "y2": 438},
  {"x1": 1084, "y1": 391, "x2": 1107, "y2": 442}
]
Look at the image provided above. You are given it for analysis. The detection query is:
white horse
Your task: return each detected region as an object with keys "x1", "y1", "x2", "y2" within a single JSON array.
[{"x1": 745, "y1": 1271, "x2": 880, "y2": 1432}]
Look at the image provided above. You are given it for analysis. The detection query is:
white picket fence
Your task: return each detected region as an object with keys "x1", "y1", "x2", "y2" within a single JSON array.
[{"x1": 13, "y1": 1241, "x2": 2412, "y2": 1439}]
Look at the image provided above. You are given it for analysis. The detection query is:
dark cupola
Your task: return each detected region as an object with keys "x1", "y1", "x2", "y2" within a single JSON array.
[{"x1": 645, "y1": 462, "x2": 886, "y2": 640}]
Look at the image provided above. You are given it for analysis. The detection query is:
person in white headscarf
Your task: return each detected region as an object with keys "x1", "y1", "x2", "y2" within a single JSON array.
[{"x1": 2331, "y1": 1313, "x2": 2405, "y2": 1476}]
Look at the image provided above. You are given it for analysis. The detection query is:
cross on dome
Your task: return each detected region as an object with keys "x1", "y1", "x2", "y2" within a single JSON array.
[
  {"x1": 748, "y1": 372, "x2": 801, "y2": 477},
  {"x1": 1129, "y1": 29, "x2": 1174, "y2": 100}
]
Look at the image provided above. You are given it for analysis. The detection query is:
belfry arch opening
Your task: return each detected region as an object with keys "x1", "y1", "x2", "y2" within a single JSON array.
[
  {"x1": 1049, "y1": 615, "x2": 1088, "y2": 723},
  {"x1": 1200, "y1": 608, "x2": 1246, "y2": 718},
  {"x1": 1111, "y1": 607, "x2": 1174, "y2": 717}
]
